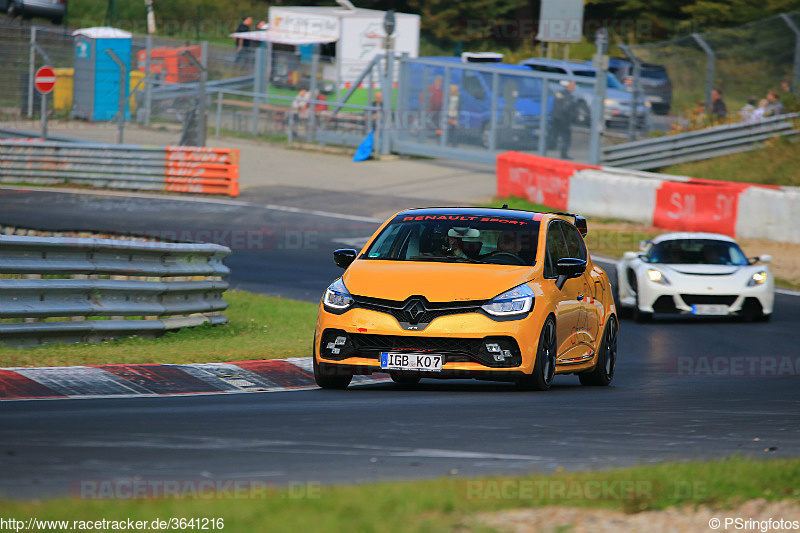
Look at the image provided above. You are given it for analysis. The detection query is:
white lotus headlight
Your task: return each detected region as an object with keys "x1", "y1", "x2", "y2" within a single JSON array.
[
  {"x1": 481, "y1": 283, "x2": 534, "y2": 316},
  {"x1": 747, "y1": 271, "x2": 768, "y2": 287},
  {"x1": 648, "y1": 269, "x2": 670, "y2": 285},
  {"x1": 323, "y1": 278, "x2": 353, "y2": 311}
]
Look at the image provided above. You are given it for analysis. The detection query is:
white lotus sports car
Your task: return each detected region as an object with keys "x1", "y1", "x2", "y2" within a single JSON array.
[{"x1": 616, "y1": 232, "x2": 774, "y2": 322}]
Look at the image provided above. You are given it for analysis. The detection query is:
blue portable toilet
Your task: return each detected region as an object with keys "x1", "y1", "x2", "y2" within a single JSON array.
[{"x1": 71, "y1": 27, "x2": 132, "y2": 121}]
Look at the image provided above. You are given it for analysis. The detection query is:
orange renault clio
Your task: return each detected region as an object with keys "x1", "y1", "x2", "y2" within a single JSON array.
[{"x1": 313, "y1": 207, "x2": 618, "y2": 391}]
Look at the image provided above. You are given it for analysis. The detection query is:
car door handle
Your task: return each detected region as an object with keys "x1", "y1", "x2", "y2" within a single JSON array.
[{"x1": 577, "y1": 294, "x2": 584, "y2": 301}]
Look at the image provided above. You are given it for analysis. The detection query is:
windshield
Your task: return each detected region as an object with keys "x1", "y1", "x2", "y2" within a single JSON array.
[
  {"x1": 364, "y1": 214, "x2": 541, "y2": 266},
  {"x1": 646, "y1": 239, "x2": 748, "y2": 266},
  {"x1": 572, "y1": 70, "x2": 626, "y2": 90}
]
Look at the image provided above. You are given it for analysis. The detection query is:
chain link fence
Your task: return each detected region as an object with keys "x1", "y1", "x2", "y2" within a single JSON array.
[
  {"x1": 0, "y1": 21, "x2": 72, "y2": 119},
  {"x1": 630, "y1": 11, "x2": 800, "y2": 118}
]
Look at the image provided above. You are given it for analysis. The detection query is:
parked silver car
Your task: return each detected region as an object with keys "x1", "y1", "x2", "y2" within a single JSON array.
[
  {"x1": 519, "y1": 57, "x2": 651, "y2": 129},
  {"x1": 608, "y1": 57, "x2": 672, "y2": 115},
  {"x1": 1, "y1": 0, "x2": 65, "y2": 24}
]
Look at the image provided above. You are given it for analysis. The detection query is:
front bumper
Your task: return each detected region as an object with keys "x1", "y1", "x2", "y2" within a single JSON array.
[
  {"x1": 315, "y1": 306, "x2": 547, "y2": 378},
  {"x1": 637, "y1": 281, "x2": 774, "y2": 317}
]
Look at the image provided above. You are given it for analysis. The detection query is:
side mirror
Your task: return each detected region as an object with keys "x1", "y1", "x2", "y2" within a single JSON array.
[
  {"x1": 333, "y1": 249, "x2": 358, "y2": 269},
  {"x1": 639, "y1": 240, "x2": 649, "y2": 252},
  {"x1": 574, "y1": 216, "x2": 587, "y2": 237},
  {"x1": 555, "y1": 257, "x2": 587, "y2": 290},
  {"x1": 759, "y1": 254, "x2": 772, "y2": 264}
]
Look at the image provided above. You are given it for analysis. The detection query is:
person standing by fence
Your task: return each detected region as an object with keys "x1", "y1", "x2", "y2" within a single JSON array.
[
  {"x1": 549, "y1": 81, "x2": 576, "y2": 160},
  {"x1": 710, "y1": 88, "x2": 727, "y2": 122},
  {"x1": 235, "y1": 17, "x2": 252, "y2": 66}
]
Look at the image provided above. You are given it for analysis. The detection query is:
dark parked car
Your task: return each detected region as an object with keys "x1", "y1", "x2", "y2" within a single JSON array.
[
  {"x1": 1, "y1": 0, "x2": 65, "y2": 24},
  {"x1": 608, "y1": 58, "x2": 672, "y2": 115}
]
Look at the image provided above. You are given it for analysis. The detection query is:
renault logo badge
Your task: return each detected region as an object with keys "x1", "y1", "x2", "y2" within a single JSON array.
[{"x1": 404, "y1": 299, "x2": 426, "y2": 324}]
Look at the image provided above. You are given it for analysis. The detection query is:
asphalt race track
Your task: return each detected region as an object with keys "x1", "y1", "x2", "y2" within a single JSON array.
[{"x1": 1, "y1": 187, "x2": 799, "y2": 499}]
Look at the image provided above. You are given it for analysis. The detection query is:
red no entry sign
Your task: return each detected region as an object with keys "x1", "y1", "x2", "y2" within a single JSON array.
[{"x1": 34, "y1": 66, "x2": 56, "y2": 94}]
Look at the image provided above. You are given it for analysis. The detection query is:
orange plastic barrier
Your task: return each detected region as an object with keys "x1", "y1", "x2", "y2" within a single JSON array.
[
  {"x1": 137, "y1": 46, "x2": 202, "y2": 83},
  {"x1": 496, "y1": 152, "x2": 599, "y2": 211},
  {"x1": 164, "y1": 147, "x2": 240, "y2": 197}
]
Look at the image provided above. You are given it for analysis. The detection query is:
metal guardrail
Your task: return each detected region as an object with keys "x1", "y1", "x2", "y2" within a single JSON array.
[
  {"x1": 150, "y1": 75, "x2": 255, "y2": 101},
  {"x1": 0, "y1": 140, "x2": 240, "y2": 196},
  {"x1": 602, "y1": 113, "x2": 800, "y2": 170},
  {"x1": 0, "y1": 234, "x2": 230, "y2": 347}
]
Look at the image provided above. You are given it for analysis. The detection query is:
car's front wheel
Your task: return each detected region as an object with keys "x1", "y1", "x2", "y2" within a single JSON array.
[
  {"x1": 579, "y1": 315, "x2": 617, "y2": 386},
  {"x1": 313, "y1": 358, "x2": 352, "y2": 389},
  {"x1": 517, "y1": 316, "x2": 557, "y2": 391}
]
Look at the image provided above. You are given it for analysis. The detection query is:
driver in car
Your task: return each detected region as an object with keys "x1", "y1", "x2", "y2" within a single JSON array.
[
  {"x1": 482, "y1": 230, "x2": 526, "y2": 264},
  {"x1": 445, "y1": 227, "x2": 482, "y2": 259}
]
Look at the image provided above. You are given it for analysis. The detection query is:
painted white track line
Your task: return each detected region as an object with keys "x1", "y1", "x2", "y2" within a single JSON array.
[{"x1": 0, "y1": 185, "x2": 383, "y2": 223}]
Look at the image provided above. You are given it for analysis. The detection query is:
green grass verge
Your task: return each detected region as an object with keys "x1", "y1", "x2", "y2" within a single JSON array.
[
  {"x1": 0, "y1": 291, "x2": 318, "y2": 368},
  {"x1": 661, "y1": 136, "x2": 800, "y2": 188},
  {"x1": 1, "y1": 457, "x2": 798, "y2": 531}
]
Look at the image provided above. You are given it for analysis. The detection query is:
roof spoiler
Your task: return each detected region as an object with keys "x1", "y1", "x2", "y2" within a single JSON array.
[{"x1": 550, "y1": 211, "x2": 588, "y2": 237}]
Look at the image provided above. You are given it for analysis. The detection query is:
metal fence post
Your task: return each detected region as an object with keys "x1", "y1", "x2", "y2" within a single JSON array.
[
  {"x1": 691, "y1": 33, "x2": 715, "y2": 112},
  {"x1": 265, "y1": 41, "x2": 273, "y2": 106},
  {"x1": 780, "y1": 13, "x2": 800, "y2": 95},
  {"x1": 538, "y1": 78, "x2": 549, "y2": 155},
  {"x1": 251, "y1": 44, "x2": 263, "y2": 137},
  {"x1": 105, "y1": 49, "x2": 127, "y2": 145},
  {"x1": 488, "y1": 71, "x2": 499, "y2": 151},
  {"x1": 309, "y1": 43, "x2": 319, "y2": 142},
  {"x1": 619, "y1": 44, "x2": 642, "y2": 142},
  {"x1": 144, "y1": 33, "x2": 153, "y2": 126},
  {"x1": 381, "y1": 51, "x2": 393, "y2": 155},
  {"x1": 28, "y1": 27, "x2": 36, "y2": 118},
  {"x1": 589, "y1": 29, "x2": 608, "y2": 165},
  {"x1": 439, "y1": 66, "x2": 450, "y2": 147},
  {"x1": 367, "y1": 68, "x2": 374, "y2": 134},
  {"x1": 199, "y1": 42, "x2": 208, "y2": 145},
  {"x1": 395, "y1": 53, "x2": 409, "y2": 144},
  {"x1": 215, "y1": 90, "x2": 222, "y2": 138}
]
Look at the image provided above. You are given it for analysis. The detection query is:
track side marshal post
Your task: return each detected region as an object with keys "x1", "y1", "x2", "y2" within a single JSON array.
[{"x1": 35, "y1": 66, "x2": 56, "y2": 140}]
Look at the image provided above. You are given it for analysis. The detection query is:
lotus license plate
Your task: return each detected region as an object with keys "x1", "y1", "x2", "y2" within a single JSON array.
[
  {"x1": 380, "y1": 352, "x2": 443, "y2": 372},
  {"x1": 691, "y1": 304, "x2": 729, "y2": 316}
]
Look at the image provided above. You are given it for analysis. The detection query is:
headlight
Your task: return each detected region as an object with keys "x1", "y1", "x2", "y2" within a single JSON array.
[
  {"x1": 747, "y1": 271, "x2": 768, "y2": 287},
  {"x1": 604, "y1": 98, "x2": 620, "y2": 107},
  {"x1": 481, "y1": 283, "x2": 534, "y2": 316},
  {"x1": 323, "y1": 278, "x2": 353, "y2": 312},
  {"x1": 644, "y1": 101, "x2": 652, "y2": 108},
  {"x1": 647, "y1": 269, "x2": 670, "y2": 285}
]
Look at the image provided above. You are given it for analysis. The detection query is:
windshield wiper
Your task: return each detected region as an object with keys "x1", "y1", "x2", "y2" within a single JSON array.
[{"x1": 408, "y1": 256, "x2": 487, "y2": 264}]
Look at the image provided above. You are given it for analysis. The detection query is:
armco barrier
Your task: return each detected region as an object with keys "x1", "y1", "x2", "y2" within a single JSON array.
[
  {"x1": 496, "y1": 151, "x2": 800, "y2": 244},
  {"x1": 0, "y1": 141, "x2": 239, "y2": 197},
  {"x1": 0, "y1": 234, "x2": 231, "y2": 347}
]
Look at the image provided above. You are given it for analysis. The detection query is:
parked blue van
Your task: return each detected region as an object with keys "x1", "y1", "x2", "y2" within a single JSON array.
[{"x1": 406, "y1": 54, "x2": 553, "y2": 148}]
